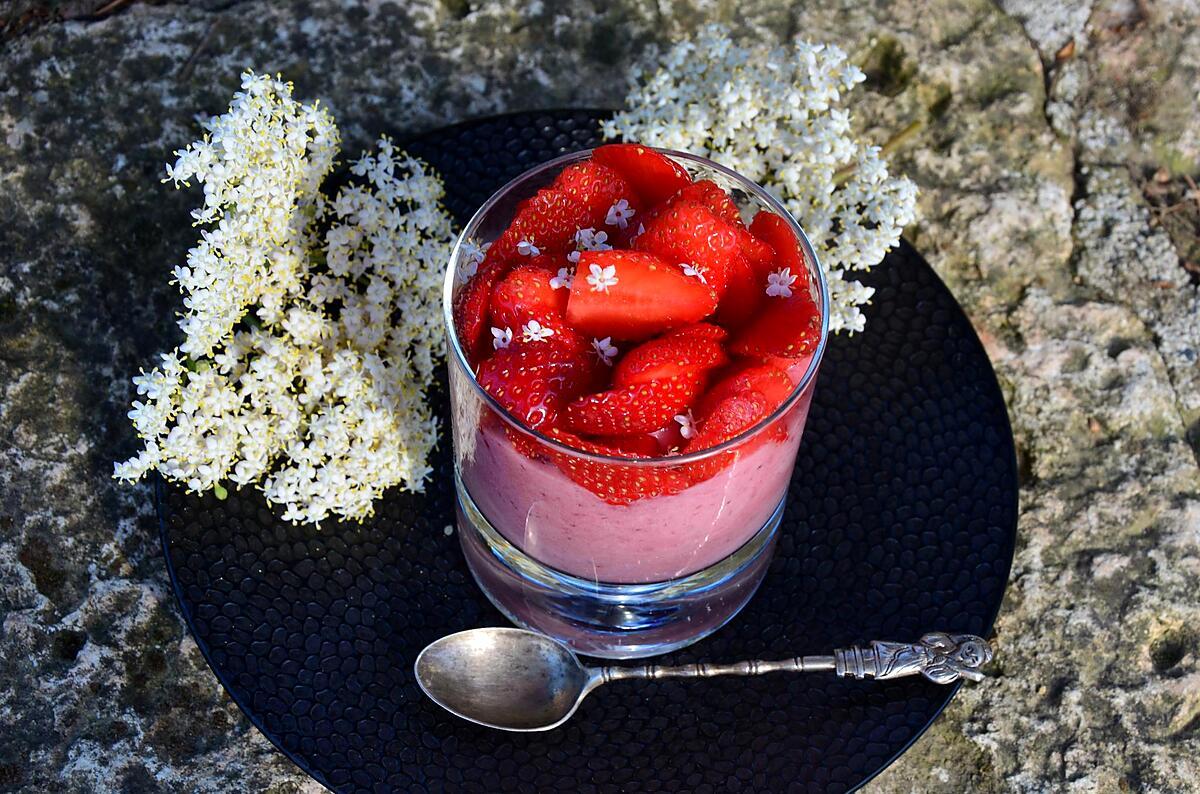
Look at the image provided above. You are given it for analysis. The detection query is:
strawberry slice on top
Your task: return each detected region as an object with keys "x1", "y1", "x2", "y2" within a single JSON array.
[
  {"x1": 454, "y1": 258, "x2": 508, "y2": 363},
  {"x1": 680, "y1": 389, "x2": 771, "y2": 483},
  {"x1": 748, "y1": 211, "x2": 810, "y2": 282},
  {"x1": 696, "y1": 363, "x2": 794, "y2": 419},
  {"x1": 592, "y1": 143, "x2": 692, "y2": 207},
  {"x1": 634, "y1": 201, "x2": 744, "y2": 296},
  {"x1": 489, "y1": 264, "x2": 569, "y2": 331},
  {"x1": 476, "y1": 333, "x2": 602, "y2": 429},
  {"x1": 669, "y1": 179, "x2": 743, "y2": 227},
  {"x1": 613, "y1": 335, "x2": 728, "y2": 387},
  {"x1": 565, "y1": 373, "x2": 705, "y2": 436},
  {"x1": 565, "y1": 249, "x2": 718, "y2": 340},
  {"x1": 729, "y1": 272, "x2": 822, "y2": 360}
]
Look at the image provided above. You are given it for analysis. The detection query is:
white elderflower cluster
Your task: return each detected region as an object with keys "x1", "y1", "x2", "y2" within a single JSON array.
[
  {"x1": 603, "y1": 25, "x2": 918, "y2": 333},
  {"x1": 115, "y1": 72, "x2": 455, "y2": 525}
]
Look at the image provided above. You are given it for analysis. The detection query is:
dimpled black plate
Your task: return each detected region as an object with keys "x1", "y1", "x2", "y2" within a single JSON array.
[{"x1": 159, "y1": 110, "x2": 1017, "y2": 794}]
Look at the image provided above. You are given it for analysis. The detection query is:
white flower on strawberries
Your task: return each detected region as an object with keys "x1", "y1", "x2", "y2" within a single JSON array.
[
  {"x1": 521, "y1": 320, "x2": 554, "y2": 343},
  {"x1": 550, "y1": 267, "x2": 574, "y2": 290},
  {"x1": 592, "y1": 337, "x2": 618, "y2": 365},
  {"x1": 605, "y1": 199, "x2": 635, "y2": 229},
  {"x1": 681, "y1": 263, "x2": 707, "y2": 284},
  {"x1": 675, "y1": 410, "x2": 697, "y2": 439},
  {"x1": 568, "y1": 227, "x2": 612, "y2": 263},
  {"x1": 491, "y1": 326, "x2": 513, "y2": 349},
  {"x1": 516, "y1": 239, "x2": 540, "y2": 257},
  {"x1": 766, "y1": 267, "x2": 798, "y2": 298},
  {"x1": 587, "y1": 263, "x2": 619, "y2": 293}
]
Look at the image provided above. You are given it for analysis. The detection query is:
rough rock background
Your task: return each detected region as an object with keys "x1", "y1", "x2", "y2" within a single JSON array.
[{"x1": 1, "y1": 0, "x2": 1197, "y2": 791}]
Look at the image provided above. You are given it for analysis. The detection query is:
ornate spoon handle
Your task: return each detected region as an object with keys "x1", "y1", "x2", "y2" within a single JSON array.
[{"x1": 599, "y1": 633, "x2": 993, "y2": 686}]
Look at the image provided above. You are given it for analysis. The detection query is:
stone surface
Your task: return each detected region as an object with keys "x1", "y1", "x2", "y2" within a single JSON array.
[{"x1": 0, "y1": 1, "x2": 1197, "y2": 791}]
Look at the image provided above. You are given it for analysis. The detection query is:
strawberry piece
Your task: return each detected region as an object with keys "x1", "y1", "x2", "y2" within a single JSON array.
[
  {"x1": 696, "y1": 364, "x2": 794, "y2": 419},
  {"x1": 748, "y1": 211, "x2": 810, "y2": 282},
  {"x1": 592, "y1": 144, "x2": 692, "y2": 207},
  {"x1": 545, "y1": 428, "x2": 688, "y2": 505},
  {"x1": 680, "y1": 389, "x2": 770, "y2": 482},
  {"x1": 454, "y1": 259, "x2": 508, "y2": 363},
  {"x1": 564, "y1": 373, "x2": 705, "y2": 436},
  {"x1": 505, "y1": 426, "x2": 548, "y2": 460},
  {"x1": 613, "y1": 336, "x2": 728, "y2": 387},
  {"x1": 714, "y1": 254, "x2": 763, "y2": 330},
  {"x1": 565, "y1": 250, "x2": 718, "y2": 340},
  {"x1": 729, "y1": 286, "x2": 823, "y2": 360},
  {"x1": 481, "y1": 162, "x2": 636, "y2": 268},
  {"x1": 634, "y1": 201, "x2": 743, "y2": 296},
  {"x1": 489, "y1": 264, "x2": 568, "y2": 331},
  {"x1": 664, "y1": 322, "x2": 729, "y2": 343},
  {"x1": 592, "y1": 433, "x2": 662, "y2": 457},
  {"x1": 670, "y1": 179, "x2": 743, "y2": 227},
  {"x1": 476, "y1": 339, "x2": 600, "y2": 429}
]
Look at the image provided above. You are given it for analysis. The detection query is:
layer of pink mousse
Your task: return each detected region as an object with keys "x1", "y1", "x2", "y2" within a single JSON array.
[{"x1": 461, "y1": 385, "x2": 814, "y2": 585}]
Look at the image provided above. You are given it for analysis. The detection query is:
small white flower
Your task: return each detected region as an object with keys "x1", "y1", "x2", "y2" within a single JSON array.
[
  {"x1": 567, "y1": 251, "x2": 581, "y2": 264},
  {"x1": 592, "y1": 336, "x2": 618, "y2": 365},
  {"x1": 675, "y1": 410, "x2": 697, "y2": 439},
  {"x1": 587, "y1": 263, "x2": 619, "y2": 293},
  {"x1": 766, "y1": 267, "x2": 798, "y2": 298},
  {"x1": 521, "y1": 320, "x2": 554, "y2": 343},
  {"x1": 457, "y1": 240, "x2": 486, "y2": 282},
  {"x1": 550, "y1": 267, "x2": 574, "y2": 290},
  {"x1": 605, "y1": 199, "x2": 635, "y2": 229},
  {"x1": 491, "y1": 326, "x2": 513, "y2": 349},
  {"x1": 516, "y1": 239, "x2": 540, "y2": 257},
  {"x1": 681, "y1": 263, "x2": 707, "y2": 284}
]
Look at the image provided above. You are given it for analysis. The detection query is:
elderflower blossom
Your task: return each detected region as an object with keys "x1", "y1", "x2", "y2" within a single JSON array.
[
  {"x1": 603, "y1": 25, "x2": 918, "y2": 333},
  {"x1": 115, "y1": 71, "x2": 456, "y2": 525}
]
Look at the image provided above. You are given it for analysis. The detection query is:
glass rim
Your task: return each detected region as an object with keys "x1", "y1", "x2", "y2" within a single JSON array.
[{"x1": 441, "y1": 146, "x2": 831, "y2": 467}]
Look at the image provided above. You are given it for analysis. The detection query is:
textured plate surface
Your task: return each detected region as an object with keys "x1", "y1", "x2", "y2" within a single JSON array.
[{"x1": 159, "y1": 110, "x2": 1017, "y2": 794}]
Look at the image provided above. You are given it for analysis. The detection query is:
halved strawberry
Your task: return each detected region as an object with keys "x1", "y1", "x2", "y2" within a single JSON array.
[
  {"x1": 454, "y1": 259, "x2": 509, "y2": 363},
  {"x1": 613, "y1": 335, "x2": 728, "y2": 387},
  {"x1": 670, "y1": 179, "x2": 743, "y2": 227},
  {"x1": 592, "y1": 144, "x2": 692, "y2": 207},
  {"x1": 748, "y1": 211, "x2": 810, "y2": 282},
  {"x1": 565, "y1": 250, "x2": 718, "y2": 340},
  {"x1": 481, "y1": 162, "x2": 636, "y2": 269},
  {"x1": 545, "y1": 428, "x2": 688, "y2": 505},
  {"x1": 696, "y1": 364, "x2": 794, "y2": 419},
  {"x1": 592, "y1": 433, "x2": 662, "y2": 457},
  {"x1": 564, "y1": 373, "x2": 705, "y2": 436},
  {"x1": 713, "y1": 254, "x2": 762, "y2": 330},
  {"x1": 729, "y1": 286, "x2": 823, "y2": 360},
  {"x1": 476, "y1": 338, "x2": 600, "y2": 429},
  {"x1": 680, "y1": 389, "x2": 770, "y2": 482},
  {"x1": 664, "y1": 322, "x2": 729, "y2": 343},
  {"x1": 489, "y1": 265, "x2": 568, "y2": 331},
  {"x1": 634, "y1": 201, "x2": 743, "y2": 296}
]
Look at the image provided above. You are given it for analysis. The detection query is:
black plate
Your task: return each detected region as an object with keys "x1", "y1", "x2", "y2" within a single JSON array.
[{"x1": 158, "y1": 110, "x2": 1017, "y2": 794}]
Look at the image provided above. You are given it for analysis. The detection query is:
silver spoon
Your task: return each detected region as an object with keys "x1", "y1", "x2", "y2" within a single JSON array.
[{"x1": 415, "y1": 627, "x2": 994, "y2": 732}]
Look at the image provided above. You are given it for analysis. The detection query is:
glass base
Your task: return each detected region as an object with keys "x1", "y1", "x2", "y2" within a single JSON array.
[{"x1": 455, "y1": 474, "x2": 782, "y2": 659}]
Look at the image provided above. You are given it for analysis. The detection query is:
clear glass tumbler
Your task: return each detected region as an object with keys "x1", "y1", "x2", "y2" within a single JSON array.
[{"x1": 444, "y1": 149, "x2": 829, "y2": 658}]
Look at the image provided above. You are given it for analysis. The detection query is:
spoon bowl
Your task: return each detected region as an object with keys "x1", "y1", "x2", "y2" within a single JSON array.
[{"x1": 415, "y1": 628, "x2": 596, "y2": 731}]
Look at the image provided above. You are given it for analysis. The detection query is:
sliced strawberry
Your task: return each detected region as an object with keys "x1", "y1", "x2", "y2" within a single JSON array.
[
  {"x1": 634, "y1": 201, "x2": 743, "y2": 296},
  {"x1": 565, "y1": 250, "x2": 718, "y2": 340},
  {"x1": 714, "y1": 253, "x2": 763, "y2": 330},
  {"x1": 545, "y1": 428, "x2": 688, "y2": 505},
  {"x1": 481, "y1": 163, "x2": 635, "y2": 269},
  {"x1": 735, "y1": 226, "x2": 775, "y2": 278},
  {"x1": 664, "y1": 322, "x2": 729, "y2": 343},
  {"x1": 613, "y1": 335, "x2": 728, "y2": 387},
  {"x1": 592, "y1": 144, "x2": 692, "y2": 207},
  {"x1": 696, "y1": 364, "x2": 794, "y2": 419},
  {"x1": 476, "y1": 340, "x2": 600, "y2": 429},
  {"x1": 505, "y1": 426, "x2": 548, "y2": 460},
  {"x1": 489, "y1": 265, "x2": 568, "y2": 331},
  {"x1": 564, "y1": 373, "x2": 705, "y2": 436},
  {"x1": 680, "y1": 389, "x2": 770, "y2": 482},
  {"x1": 670, "y1": 179, "x2": 743, "y2": 227},
  {"x1": 729, "y1": 286, "x2": 823, "y2": 360},
  {"x1": 748, "y1": 211, "x2": 810, "y2": 282},
  {"x1": 592, "y1": 433, "x2": 662, "y2": 457},
  {"x1": 454, "y1": 259, "x2": 509, "y2": 363}
]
